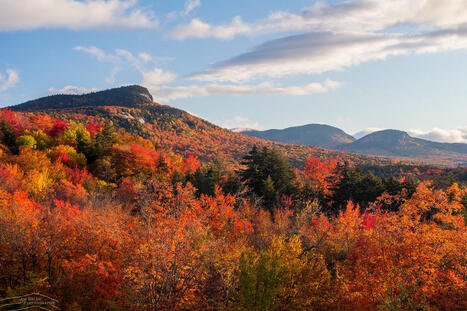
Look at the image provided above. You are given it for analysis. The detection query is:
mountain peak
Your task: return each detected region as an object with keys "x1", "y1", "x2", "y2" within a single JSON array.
[
  {"x1": 339, "y1": 129, "x2": 467, "y2": 164},
  {"x1": 241, "y1": 123, "x2": 355, "y2": 149},
  {"x1": 10, "y1": 85, "x2": 154, "y2": 112}
]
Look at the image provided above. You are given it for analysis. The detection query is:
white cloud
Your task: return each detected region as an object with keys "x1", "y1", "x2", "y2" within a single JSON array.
[
  {"x1": 74, "y1": 46, "x2": 149, "y2": 67},
  {"x1": 218, "y1": 116, "x2": 262, "y2": 131},
  {"x1": 0, "y1": 69, "x2": 19, "y2": 92},
  {"x1": 105, "y1": 66, "x2": 121, "y2": 84},
  {"x1": 408, "y1": 128, "x2": 467, "y2": 143},
  {"x1": 165, "y1": 0, "x2": 201, "y2": 20},
  {"x1": 142, "y1": 67, "x2": 177, "y2": 86},
  {"x1": 138, "y1": 52, "x2": 152, "y2": 62},
  {"x1": 74, "y1": 45, "x2": 342, "y2": 102},
  {"x1": 183, "y1": 0, "x2": 201, "y2": 16},
  {"x1": 75, "y1": 46, "x2": 161, "y2": 84},
  {"x1": 48, "y1": 85, "x2": 98, "y2": 95},
  {"x1": 148, "y1": 79, "x2": 341, "y2": 102},
  {"x1": 170, "y1": 0, "x2": 467, "y2": 40},
  {"x1": 172, "y1": 0, "x2": 467, "y2": 82},
  {"x1": 74, "y1": 46, "x2": 115, "y2": 62},
  {"x1": 171, "y1": 16, "x2": 251, "y2": 40},
  {"x1": 0, "y1": 0, "x2": 158, "y2": 31},
  {"x1": 353, "y1": 128, "x2": 384, "y2": 139},
  {"x1": 189, "y1": 29, "x2": 467, "y2": 82}
]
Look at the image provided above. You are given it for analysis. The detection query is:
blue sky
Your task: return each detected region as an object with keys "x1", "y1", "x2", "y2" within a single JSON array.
[{"x1": 0, "y1": 0, "x2": 466, "y2": 143}]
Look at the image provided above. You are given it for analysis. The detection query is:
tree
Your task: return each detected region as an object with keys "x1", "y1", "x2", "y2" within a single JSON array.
[
  {"x1": 236, "y1": 251, "x2": 285, "y2": 311},
  {"x1": 240, "y1": 146, "x2": 297, "y2": 210},
  {"x1": 89, "y1": 121, "x2": 117, "y2": 162},
  {"x1": 16, "y1": 135, "x2": 37, "y2": 149},
  {"x1": 188, "y1": 160, "x2": 241, "y2": 197}
]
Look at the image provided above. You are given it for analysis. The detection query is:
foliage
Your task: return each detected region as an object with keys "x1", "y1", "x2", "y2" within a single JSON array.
[
  {"x1": 0, "y1": 108, "x2": 465, "y2": 310},
  {"x1": 240, "y1": 146, "x2": 297, "y2": 209}
]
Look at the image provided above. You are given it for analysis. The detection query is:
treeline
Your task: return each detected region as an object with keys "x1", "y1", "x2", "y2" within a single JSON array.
[
  {"x1": 183, "y1": 147, "x2": 419, "y2": 215},
  {"x1": 0, "y1": 108, "x2": 466, "y2": 310}
]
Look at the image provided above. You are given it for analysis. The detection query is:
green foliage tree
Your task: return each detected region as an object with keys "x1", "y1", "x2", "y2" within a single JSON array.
[
  {"x1": 16, "y1": 135, "x2": 37, "y2": 149},
  {"x1": 240, "y1": 146, "x2": 297, "y2": 210},
  {"x1": 327, "y1": 164, "x2": 418, "y2": 214},
  {"x1": 88, "y1": 121, "x2": 117, "y2": 162},
  {"x1": 188, "y1": 160, "x2": 242, "y2": 196},
  {"x1": 29, "y1": 130, "x2": 51, "y2": 150},
  {"x1": 236, "y1": 251, "x2": 286, "y2": 311},
  {"x1": 0, "y1": 120, "x2": 17, "y2": 152}
]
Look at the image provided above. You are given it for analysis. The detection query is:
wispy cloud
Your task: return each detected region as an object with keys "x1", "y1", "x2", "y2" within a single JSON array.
[
  {"x1": 74, "y1": 45, "x2": 157, "y2": 84},
  {"x1": 142, "y1": 67, "x2": 177, "y2": 86},
  {"x1": 189, "y1": 29, "x2": 467, "y2": 82},
  {"x1": 74, "y1": 46, "x2": 117, "y2": 62},
  {"x1": 138, "y1": 52, "x2": 152, "y2": 62},
  {"x1": 147, "y1": 79, "x2": 340, "y2": 102},
  {"x1": 0, "y1": 69, "x2": 19, "y2": 92},
  {"x1": 171, "y1": 16, "x2": 251, "y2": 40},
  {"x1": 353, "y1": 128, "x2": 384, "y2": 139},
  {"x1": 74, "y1": 44, "x2": 340, "y2": 102},
  {"x1": 166, "y1": 0, "x2": 201, "y2": 21},
  {"x1": 217, "y1": 116, "x2": 262, "y2": 131},
  {"x1": 171, "y1": 0, "x2": 467, "y2": 82},
  {"x1": 170, "y1": 0, "x2": 467, "y2": 40},
  {"x1": 48, "y1": 85, "x2": 98, "y2": 95},
  {"x1": 183, "y1": 0, "x2": 201, "y2": 16},
  {"x1": 0, "y1": 0, "x2": 158, "y2": 31}
]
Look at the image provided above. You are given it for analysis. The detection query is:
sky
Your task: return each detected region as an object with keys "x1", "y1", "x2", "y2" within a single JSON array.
[{"x1": 0, "y1": 0, "x2": 466, "y2": 143}]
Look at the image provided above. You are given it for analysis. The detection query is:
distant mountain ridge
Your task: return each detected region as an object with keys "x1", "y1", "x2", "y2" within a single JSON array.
[
  {"x1": 241, "y1": 126, "x2": 467, "y2": 166},
  {"x1": 241, "y1": 124, "x2": 356, "y2": 149},
  {"x1": 338, "y1": 129, "x2": 467, "y2": 163}
]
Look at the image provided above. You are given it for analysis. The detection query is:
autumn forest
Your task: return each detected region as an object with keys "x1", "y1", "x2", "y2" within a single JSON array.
[
  {"x1": 0, "y1": 94, "x2": 466, "y2": 311},
  {"x1": 2, "y1": 0, "x2": 467, "y2": 309}
]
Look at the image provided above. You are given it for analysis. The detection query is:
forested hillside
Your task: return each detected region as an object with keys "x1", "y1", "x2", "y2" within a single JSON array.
[
  {"x1": 0, "y1": 88, "x2": 466, "y2": 310},
  {"x1": 11, "y1": 85, "x2": 153, "y2": 111},
  {"x1": 10, "y1": 86, "x2": 391, "y2": 169}
]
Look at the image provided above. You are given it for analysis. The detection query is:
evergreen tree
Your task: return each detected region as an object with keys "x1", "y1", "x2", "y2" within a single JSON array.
[
  {"x1": 188, "y1": 160, "x2": 241, "y2": 196},
  {"x1": 88, "y1": 121, "x2": 117, "y2": 162},
  {"x1": 240, "y1": 146, "x2": 297, "y2": 210}
]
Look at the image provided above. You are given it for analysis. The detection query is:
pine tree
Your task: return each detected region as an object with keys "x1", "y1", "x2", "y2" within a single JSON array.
[{"x1": 240, "y1": 146, "x2": 297, "y2": 210}]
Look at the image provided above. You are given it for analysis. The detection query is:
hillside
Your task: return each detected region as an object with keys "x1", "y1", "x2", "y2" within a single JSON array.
[
  {"x1": 9, "y1": 86, "x2": 386, "y2": 168},
  {"x1": 337, "y1": 130, "x2": 467, "y2": 166},
  {"x1": 241, "y1": 124, "x2": 355, "y2": 149},
  {"x1": 11, "y1": 85, "x2": 153, "y2": 111},
  {"x1": 1, "y1": 89, "x2": 466, "y2": 311},
  {"x1": 10, "y1": 86, "x2": 466, "y2": 167}
]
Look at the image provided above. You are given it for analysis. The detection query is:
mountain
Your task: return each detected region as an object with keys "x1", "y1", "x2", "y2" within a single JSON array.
[
  {"x1": 8, "y1": 86, "x2": 382, "y2": 168},
  {"x1": 11, "y1": 85, "x2": 153, "y2": 111},
  {"x1": 13, "y1": 86, "x2": 463, "y2": 167},
  {"x1": 241, "y1": 124, "x2": 356, "y2": 149},
  {"x1": 337, "y1": 130, "x2": 467, "y2": 166},
  {"x1": 241, "y1": 122, "x2": 467, "y2": 166}
]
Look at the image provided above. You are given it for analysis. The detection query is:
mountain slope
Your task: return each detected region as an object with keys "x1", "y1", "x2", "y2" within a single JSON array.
[
  {"x1": 8, "y1": 86, "x2": 382, "y2": 168},
  {"x1": 11, "y1": 85, "x2": 153, "y2": 111},
  {"x1": 241, "y1": 124, "x2": 355, "y2": 149},
  {"x1": 337, "y1": 130, "x2": 467, "y2": 166}
]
